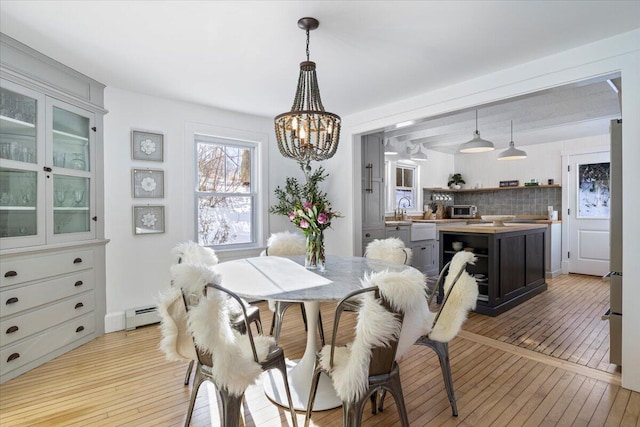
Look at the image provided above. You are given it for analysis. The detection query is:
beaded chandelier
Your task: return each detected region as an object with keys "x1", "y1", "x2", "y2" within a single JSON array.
[{"x1": 274, "y1": 17, "x2": 341, "y2": 162}]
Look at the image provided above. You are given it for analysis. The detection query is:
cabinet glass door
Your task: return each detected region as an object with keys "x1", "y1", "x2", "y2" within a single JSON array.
[
  {"x1": 53, "y1": 175, "x2": 90, "y2": 234},
  {"x1": 0, "y1": 82, "x2": 46, "y2": 247},
  {"x1": 0, "y1": 168, "x2": 37, "y2": 237},
  {"x1": 0, "y1": 87, "x2": 37, "y2": 164},
  {"x1": 47, "y1": 99, "x2": 95, "y2": 242},
  {"x1": 52, "y1": 106, "x2": 90, "y2": 171}
]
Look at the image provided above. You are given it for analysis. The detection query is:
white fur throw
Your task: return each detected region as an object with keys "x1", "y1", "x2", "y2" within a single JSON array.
[
  {"x1": 171, "y1": 241, "x2": 218, "y2": 266},
  {"x1": 365, "y1": 237, "x2": 413, "y2": 265},
  {"x1": 171, "y1": 263, "x2": 275, "y2": 396},
  {"x1": 156, "y1": 287, "x2": 198, "y2": 362},
  {"x1": 265, "y1": 231, "x2": 306, "y2": 256},
  {"x1": 319, "y1": 267, "x2": 428, "y2": 402},
  {"x1": 429, "y1": 251, "x2": 479, "y2": 343}
]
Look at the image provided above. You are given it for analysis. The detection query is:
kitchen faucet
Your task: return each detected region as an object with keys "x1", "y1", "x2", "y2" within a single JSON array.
[{"x1": 396, "y1": 196, "x2": 411, "y2": 219}]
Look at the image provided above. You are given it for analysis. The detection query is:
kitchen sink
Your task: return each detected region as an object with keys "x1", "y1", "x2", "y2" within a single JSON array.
[{"x1": 411, "y1": 222, "x2": 436, "y2": 241}]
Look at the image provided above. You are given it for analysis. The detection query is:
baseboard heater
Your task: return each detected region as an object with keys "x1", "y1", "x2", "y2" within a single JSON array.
[{"x1": 125, "y1": 305, "x2": 161, "y2": 331}]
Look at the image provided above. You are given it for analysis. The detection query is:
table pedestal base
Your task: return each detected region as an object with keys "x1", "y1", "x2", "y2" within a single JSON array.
[
  {"x1": 263, "y1": 300, "x2": 341, "y2": 411},
  {"x1": 263, "y1": 359, "x2": 342, "y2": 411}
]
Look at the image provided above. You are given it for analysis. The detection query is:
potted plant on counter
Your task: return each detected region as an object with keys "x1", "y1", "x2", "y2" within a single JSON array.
[{"x1": 448, "y1": 173, "x2": 466, "y2": 190}]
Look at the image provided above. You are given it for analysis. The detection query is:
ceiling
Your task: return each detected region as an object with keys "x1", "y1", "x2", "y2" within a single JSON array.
[{"x1": 1, "y1": 1, "x2": 637, "y2": 152}]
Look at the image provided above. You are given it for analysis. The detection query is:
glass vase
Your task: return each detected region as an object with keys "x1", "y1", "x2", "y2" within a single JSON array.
[{"x1": 305, "y1": 230, "x2": 326, "y2": 271}]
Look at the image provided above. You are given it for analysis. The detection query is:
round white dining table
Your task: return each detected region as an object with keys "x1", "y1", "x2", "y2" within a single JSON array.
[{"x1": 211, "y1": 254, "x2": 412, "y2": 411}]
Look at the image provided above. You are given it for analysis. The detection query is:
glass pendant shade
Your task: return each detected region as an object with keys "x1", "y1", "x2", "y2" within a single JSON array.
[
  {"x1": 459, "y1": 110, "x2": 494, "y2": 153},
  {"x1": 497, "y1": 121, "x2": 527, "y2": 160},
  {"x1": 275, "y1": 18, "x2": 341, "y2": 162}
]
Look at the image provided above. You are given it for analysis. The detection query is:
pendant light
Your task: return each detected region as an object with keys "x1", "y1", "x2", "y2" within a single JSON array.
[
  {"x1": 274, "y1": 17, "x2": 341, "y2": 162},
  {"x1": 497, "y1": 121, "x2": 528, "y2": 160},
  {"x1": 407, "y1": 142, "x2": 428, "y2": 160},
  {"x1": 384, "y1": 138, "x2": 399, "y2": 155},
  {"x1": 459, "y1": 110, "x2": 495, "y2": 153}
]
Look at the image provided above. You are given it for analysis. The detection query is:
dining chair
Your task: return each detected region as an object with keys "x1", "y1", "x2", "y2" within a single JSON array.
[
  {"x1": 261, "y1": 231, "x2": 325, "y2": 345},
  {"x1": 170, "y1": 263, "x2": 298, "y2": 427},
  {"x1": 304, "y1": 268, "x2": 427, "y2": 427},
  {"x1": 378, "y1": 250, "x2": 478, "y2": 417},
  {"x1": 364, "y1": 237, "x2": 413, "y2": 265},
  {"x1": 170, "y1": 241, "x2": 262, "y2": 385}
]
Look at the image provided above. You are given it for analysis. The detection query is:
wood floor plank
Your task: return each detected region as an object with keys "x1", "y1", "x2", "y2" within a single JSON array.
[{"x1": 0, "y1": 277, "x2": 638, "y2": 427}]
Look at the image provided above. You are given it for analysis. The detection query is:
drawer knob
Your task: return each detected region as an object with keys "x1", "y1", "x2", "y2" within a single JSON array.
[
  {"x1": 365, "y1": 233, "x2": 371, "y2": 238},
  {"x1": 6, "y1": 325, "x2": 19, "y2": 334},
  {"x1": 6, "y1": 297, "x2": 19, "y2": 305},
  {"x1": 7, "y1": 353, "x2": 20, "y2": 362},
  {"x1": 74, "y1": 281, "x2": 83, "y2": 287},
  {"x1": 73, "y1": 258, "x2": 83, "y2": 264},
  {"x1": 74, "y1": 302, "x2": 84, "y2": 309},
  {"x1": 76, "y1": 326, "x2": 85, "y2": 333},
  {"x1": 4, "y1": 270, "x2": 17, "y2": 278}
]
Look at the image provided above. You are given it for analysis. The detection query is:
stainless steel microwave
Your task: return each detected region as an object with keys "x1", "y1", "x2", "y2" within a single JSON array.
[{"x1": 450, "y1": 205, "x2": 477, "y2": 218}]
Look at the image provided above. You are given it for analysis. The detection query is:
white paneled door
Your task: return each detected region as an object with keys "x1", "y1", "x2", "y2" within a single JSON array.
[{"x1": 566, "y1": 151, "x2": 611, "y2": 276}]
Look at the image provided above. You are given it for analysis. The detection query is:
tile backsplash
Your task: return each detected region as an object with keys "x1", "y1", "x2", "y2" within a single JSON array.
[{"x1": 453, "y1": 187, "x2": 562, "y2": 217}]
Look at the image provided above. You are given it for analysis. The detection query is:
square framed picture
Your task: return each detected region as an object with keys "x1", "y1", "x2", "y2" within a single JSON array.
[
  {"x1": 133, "y1": 205, "x2": 165, "y2": 235},
  {"x1": 132, "y1": 168, "x2": 164, "y2": 198},
  {"x1": 131, "y1": 130, "x2": 164, "y2": 162}
]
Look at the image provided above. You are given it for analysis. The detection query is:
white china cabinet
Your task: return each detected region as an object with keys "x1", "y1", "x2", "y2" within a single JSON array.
[{"x1": 0, "y1": 33, "x2": 107, "y2": 384}]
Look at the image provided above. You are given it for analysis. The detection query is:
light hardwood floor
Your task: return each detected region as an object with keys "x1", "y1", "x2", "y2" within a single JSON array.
[{"x1": 1, "y1": 278, "x2": 638, "y2": 426}]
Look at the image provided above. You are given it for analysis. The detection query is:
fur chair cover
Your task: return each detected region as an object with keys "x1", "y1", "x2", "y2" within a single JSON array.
[
  {"x1": 170, "y1": 241, "x2": 218, "y2": 266},
  {"x1": 429, "y1": 251, "x2": 479, "y2": 343},
  {"x1": 264, "y1": 231, "x2": 306, "y2": 256},
  {"x1": 171, "y1": 263, "x2": 275, "y2": 397},
  {"x1": 157, "y1": 287, "x2": 198, "y2": 362},
  {"x1": 365, "y1": 237, "x2": 413, "y2": 265},
  {"x1": 319, "y1": 267, "x2": 428, "y2": 402}
]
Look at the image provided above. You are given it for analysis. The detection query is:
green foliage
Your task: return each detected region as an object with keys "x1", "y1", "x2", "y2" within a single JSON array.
[
  {"x1": 448, "y1": 173, "x2": 466, "y2": 186},
  {"x1": 270, "y1": 162, "x2": 330, "y2": 217}
]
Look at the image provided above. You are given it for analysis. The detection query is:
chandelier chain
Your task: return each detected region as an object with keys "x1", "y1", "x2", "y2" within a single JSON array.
[{"x1": 306, "y1": 29, "x2": 310, "y2": 61}]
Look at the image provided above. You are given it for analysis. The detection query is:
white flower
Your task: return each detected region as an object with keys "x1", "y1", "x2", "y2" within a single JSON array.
[
  {"x1": 140, "y1": 139, "x2": 156, "y2": 155},
  {"x1": 141, "y1": 212, "x2": 157, "y2": 227},
  {"x1": 141, "y1": 177, "x2": 157, "y2": 192}
]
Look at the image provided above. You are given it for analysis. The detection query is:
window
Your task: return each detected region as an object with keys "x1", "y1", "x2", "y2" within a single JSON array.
[
  {"x1": 394, "y1": 164, "x2": 416, "y2": 210},
  {"x1": 195, "y1": 135, "x2": 256, "y2": 247}
]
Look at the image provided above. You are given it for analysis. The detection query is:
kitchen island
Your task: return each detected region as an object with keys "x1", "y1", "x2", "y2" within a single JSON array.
[{"x1": 438, "y1": 223, "x2": 547, "y2": 316}]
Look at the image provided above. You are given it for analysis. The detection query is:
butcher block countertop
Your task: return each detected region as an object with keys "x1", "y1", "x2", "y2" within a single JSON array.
[{"x1": 436, "y1": 223, "x2": 548, "y2": 234}]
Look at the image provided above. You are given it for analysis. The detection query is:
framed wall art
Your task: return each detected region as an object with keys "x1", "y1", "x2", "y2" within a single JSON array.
[
  {"x1": 131, "y1": 130, "x2": 164, "y2": 162},
  {"x1": 133, "y1": 205, "x2": 165, "y2": 235},
  {"x1": 132, "y1": 168, "x2": 164, "y2": 198}
]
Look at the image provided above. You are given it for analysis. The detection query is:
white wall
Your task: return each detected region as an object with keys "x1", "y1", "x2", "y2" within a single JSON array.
[
  {"x1": 334, "y1": 30, "x2": 640, "y2": 391},
  {"x1": 103, "y1": 87, "x2": 297, "y2": 332},
  {"x1": 454, "y1": 133, "x2": 609, "y2": 189}
]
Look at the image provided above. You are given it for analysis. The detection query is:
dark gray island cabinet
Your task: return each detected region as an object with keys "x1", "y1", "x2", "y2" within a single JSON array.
[{"x1": 438, "y1": 223, "x2": 547, "y2": 316}]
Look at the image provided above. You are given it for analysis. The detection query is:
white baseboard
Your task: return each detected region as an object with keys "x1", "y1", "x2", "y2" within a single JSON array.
[{"x1": 105, "y1": 311, "x2": 125, "y2": 333}]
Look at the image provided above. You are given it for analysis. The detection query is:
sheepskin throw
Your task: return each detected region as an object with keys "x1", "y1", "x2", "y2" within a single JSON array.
[
  {"x1": 429, "y1": 251, "x2": 479, "y2": 343},
  {"x1": 265, "y1": 231, "x2": 306, "y2": 256},
  {"x1": 156, "y1": 287, "x2": 197, "y2": 362},
  {"x1": 171, "y1": 241, "x2": 218, "y2": 266},
  {"x1": 171, "y1": 263, "x2": 275, "y2": 397},
  {"x1": 319, "y1": 267, "x2": 427, "y2": 402},
  {"x1": 365, "y1": 237, "x2": 413, "y2": 265}
]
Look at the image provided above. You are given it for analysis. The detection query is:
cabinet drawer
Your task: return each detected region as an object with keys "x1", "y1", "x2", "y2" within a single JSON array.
[
  {"x1": 1, "y1": 313, "x2": 94, "y2": 377},
  {"x1": 1, "y1": 270, "x2": 94, "y2": 317},
  {"x1": 1, "y1": 292, "x2": 94, "y2": 347},
  {"x1": 0, "y1": 249, "x2": 94, "y2": 287}
]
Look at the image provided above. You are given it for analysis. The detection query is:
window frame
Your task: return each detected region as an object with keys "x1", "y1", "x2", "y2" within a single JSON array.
[
  {"x1": 386, "y1": 160, "x2": 421, "y2": 213},
  {"x1": 193, "y1": 133, "x2": 259, "y2": 250}
]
